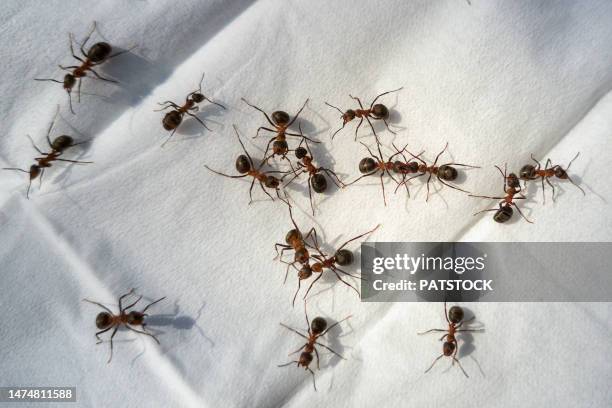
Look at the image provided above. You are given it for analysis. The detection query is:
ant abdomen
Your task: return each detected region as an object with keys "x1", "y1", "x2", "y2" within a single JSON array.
[
  {"x1": 359, "y1": 157, "x2": 377, "y2": 173},
  {"x1": 519, "y1": 164, "x2": 536, "y2": 180},
  {"x1": 371, "y1": 104, "x2": 389, "y2": 120},
  {"x1": 437, "y1": 165, "x2": 458, "y2": 181},
  {"x1": 295, "y1": 147, "x2": 308, "y2": 159},
  {"x1": 235, "y1": 155, "x2": 252, "y2": 174},
  {"x1": 310, "y1": 174, "x2": 327, "y2": 193},
  {"x1": 87, "y1": 42, "x2": 112, "y2": 63},
  {"x1": 334, "y1": 249, "x2": 353, "y2": 266},
  {"x1": 448, "y1": 306, "x2": 464, "y2": 324},
  {"x1": 272, "y1": 111, "x2": 290, "y2": 126},
  {"x1": 494, "y1": 205, "x2": 513, "y2": 223},
  {"x1": 310, "y1": 317, "x2": 328, "y2": 334},
  {"x1": 51, "y1": 135, "x2": 74, "y2": 151},
  {"x1": 96, "y1": 312, "x2": 112, "y2": 329},
  {"x1": 162, "y1": 111, "x2": 182, "y2": 131},
  {"x1": 29, "y1": 165, "x2": 41, "y2": 179}
]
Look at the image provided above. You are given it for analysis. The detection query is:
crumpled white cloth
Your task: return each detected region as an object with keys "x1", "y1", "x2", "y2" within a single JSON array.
[{"x1": 1, "y1": 1, "x2": 611, "y2": 407}]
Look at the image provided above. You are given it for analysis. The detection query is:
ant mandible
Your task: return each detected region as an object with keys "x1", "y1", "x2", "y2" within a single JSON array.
[
  {"x1": 278, "y1": 302, "x2": 350, "y2": 391},
  {"x1": 35, "y1": 22, "x2": 129, "y2": 114},
  {"x1": 470, "y1": 164, "x2": 533, "y2": 223},
  {"x1": 298, "y1": 224, "x2": 380, "y2": 302},
  {"x1": 204, "y1": 125, "x2": 289, "y2": 205},
  {"x1": 156, "y1": 72, "x2": 226, "y2": 147},
  {"x1": 282, "y1": 136, "x2": 345, "y2": 215},
  {"x1": 519, "y1": 153, "x2": 585, "y2": 203},
  {"x1": 395, "y1": 143, "x2": 479, "y2": 201},
  {"x1": 241, "y1": 98, "x2": 318, "y2": 161},
  {"x1": 325, "y1": 87, "x2": 402, "y2": 144},
  {"x1": 418, "y1": 302, "x2": 483, "y2": 378},
  {"x1": 345, "y1": 142, "x2": 406, "y2": 206},
  {"x1": 83, "y1": 289, "x2": 166, "y2": 363},
  {"x1": 3, "y1": 107, "x2": 91, "y2": 198}
]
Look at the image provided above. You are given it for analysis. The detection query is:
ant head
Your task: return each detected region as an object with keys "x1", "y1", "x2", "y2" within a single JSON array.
[
  {"x1": 553, "y1": 165, "x2": 568, "y2": 179},
  {"x1": 311, "y1": 317, "x2": 328, "y2": 335},
  {"x1": 519, "y1": 164, "x2": 536, "y2": 180},
  {"x1": 162, "y1": 110, "x2": 182, "y2": 131},
  {"x1": 127, "y1": 311, "x2": 145, "y2": 326},
  {"x1": 448, "y1": 306, "x2": 464, "y2": 324},
  {"x1": 264, "y1": 176, "x2": 280, "y2": 189},
  {"x1": 298, "y1": 263, "x2": 313, "y2": 280},
  {"x1": 359, "y1": 157, "x2": 377, "y2": 174},
  {"x1": 371, "y1": 104, "x2": 389, "y2": 120},
  {"x1": 191, "y1": 93, "x2": 205, "y2": 103},
  {"x1": 443, "y1": 341, "x2": 455, "y2": 356},
  {"x1": 310, "y1": 174, "x2": 327, "y2": 193},
  {"x1": 63, "y1": 74, "x2": 76, "y2": 91},
  {"x1": 506, "y1": 173, "x2": 520, "y2": 188},
  {"x1": 29, "y1": 165, "x2": 41, "y2": 179},
  {"x1": 298, "y1": 351, "x2": 313, "y2": 367},
  {"x1": 51, "y1": 135, "x2": 74, "y2": 151},
  {"x1": 272, "y1": 140, "x2": 289, "y2": 155},
  {"x1": 344, "y1": 109, "x2": 356, "y2": 121},
  {"x1": 95, "y1": 312, "x2": 112, "y2": 329},
  {"x1": 87, "y1": 42, "x2": 112, "y2": 63},
  {"x1": 493, "y1": 204, "x2": 513, "y2": 223},
  {"x1": 295, "y1": 147, "x2": 308, "y2": 159},
  {"x1": 334, "y1": 249, "x2": 353, "y2": 266},
  {"x1": 235, "y1": 155, "x2": 251, "y2": 174},
  {"x1": 272, "y1": 110, "x2": 290, "y2": 126},
  {"x1": 285, "y1": 229, "x2": 302, "y2": 245},
  {"x1": 438, "y1": 165, "x2": 458, "y2": 181}
]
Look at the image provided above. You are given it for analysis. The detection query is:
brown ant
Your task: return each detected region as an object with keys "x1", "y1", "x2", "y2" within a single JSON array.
[
  {"x1": 3, "y1": 107, "x2": 91, "y2": 198},
  {"x1": 395, "y1": 143, "x2": 479, "y2": 201},
  {"x1": 278, "y1": 302, "x2": 350, "y2": 391},
  {"x1": 470, "y1": 164, "x2": 533, "y2": 223},
  {"x1": 241, "y1": 98, "x2": 318, "y2": 160},
  {"x1": 296, "y1": 224, "x2": 380, "y2": 302},
  {"x1": 418, "y1": 302, "x2": 482, "y2": 378},
  {"x1": 519, "y1": 153, "x2": 585, "y2": 203},
  {"x1": 345, "y1": 142, "x2": 406, "y2": 206},
  {"x1": 156, "y1": 72, "x2": 225, "y2": 147},
  {"x1": 83, "y1": 289, "x2": 165, "y2": 363},
  {"x1": 204, "y1": 125, "x2": 289, "y2": 204},
  {"x1": 35, "y1": 22, "x2": 130, "y2": 114},
  {"x1": 325, "y1": 88, "x2": 402, "y2": 144},
  {"x1": 282, "y1": 136, "x2": 345, "y2": 215}
]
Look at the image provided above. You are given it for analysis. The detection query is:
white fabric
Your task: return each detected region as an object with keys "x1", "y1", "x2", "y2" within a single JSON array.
[{"x1": 1, "y1": 1, "x2": 612, "y2": 407}]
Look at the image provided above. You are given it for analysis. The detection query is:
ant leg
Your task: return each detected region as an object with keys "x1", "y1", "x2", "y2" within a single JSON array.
[
  {"x1": 125, "y1": 325, "x2": 161, "y2": 344},
  {"x1": 39, "y1": 169, "x2": 45, "y2": 189},
  {"x1": 106, "y1": 46, "x2": 137, "y2": 60},
  {"x1": 566, "y1": 174, "x2": 586, "y2": 195},
  {"x1": 26, "y1": 135, "x2": 43, "y2": 154},
  {"x1": 314, "y1": 342, "x2": 345, "y2": 360},
  {"x1": 118, "y1": 289, "x2": 136, "y2": 313},
  {"x1": 247, "y1": 178, "x2": 256, "y2": 205},
  {"x1": 261, "y1": 136, "x2": 276, "y2": 160},
  {"x1": 276, "y1": 188, "x2": 290, "y2": 205},
  {"x1": 335, "y1": 224, "x2": 380, "y2": 252},
  {"x1": 330, "y1": 121, "x2": 347, "y2": 140},
  {"x1": 122, "y1": 295, "x2": 143, "y2": 311},
  {"x1": 444, "y1": 301, "x2": 450, "y2": 324},
  {"x1": 34, "y1": 78, "x2": 63, "y2": 83},
  {"x1": 417, "y1": 328, "x2": 447, "y2": 335},
  {"x1": 154, "y1": 102, "x2": 180, "y2": 111},
  {"x1": 279, "y1": 323, "x2": 310, "y2": 340},
  {"x1": 107, "y1": 326, "x2": 119, "y2": 364},
  {"x1": 456, "y1": 316, "x2": 474, "y2": 328},
  {"x1": 45, "y1": 106, "x2": 60, "y2": 148},
  {"x1": 82, "y1": 299, "x2": 114, "y2": 314},
  {"x1": 2, "y1": 168, "x2": 29, "y2": 173},
  {"x1": 314, "y1": 347, "x2": 320, "y2": 370},
  {"x1": 512, "y1": 202, "x2": 534, "y2": 224},
  {"x1": 203, "y1": 96, "x2": 226, "y2": 110},
  {"x1": 424, "y1": 354, "x2": 444, "y2": 373},
  {"x1": 353, "y1": 118, "x2": 364, "y2": 141},
  {"x1": 79, "y1": 22, "x2": 97, "y2": 57},
  {"x1": 330, "y1": 268, "x2": 360, "y2": 297},
  {"x1": 26, "y1": 178, "x2": 33, "y2": 199},
  {"x1": 383, "y1": 119, "x2": 396, "y2": 135},
  {"x1": 545, "y1": 177, "x2": 556, "y2": 202},
  {"x1": 67, "y1": 33, "x2": 85, "y2": 63},
  {"x1": 241, "y1": 98, "x2": 276, "y2": 127},
  {"x1": 77, "y1": 79, "x2": 82, "y2": 103},
  {"x1": 88, "y1": 69, "x2": 119, "y2": 84},
  {"x1": 67, "y1": 90, "x2": 75, "y2": 115},
  {"x1": 540, "y1": 176, "x2": 547, "y2": 204},
  {"x1": 325, "y1": 101, "x2": 344, "y2": 115},
  {"x1": 231, "y1": 125, "x2": 256, "y2": 169},
  {"x1": 288, "y1": 343, "x2": 308, "y2": 356},
  {"x1": 369, "y1": 87, "x2": 403, "y2": 108},
  {"x1": 277, "y1": 360, "x2": 299, "y2": 368},
  {"x1": 302, "y1": 273, "x2": 323, "y2": 301},
  {"x1": 304, "y1": 301, "x2": 311, "y2": 334},
  {"x1": 307, "y1": 178, "x2": 315, "y2": 216},
  {"x1": 308, "y1": 368, "x2": 317, "y2": 391},
  {"x1": 274, "y1": 243, "x2": 292, "y2": 260},
  {"x1": 95, "y1": 327, "x2": 112, "y2": 343},
  {"x1": 320, "y1": 314, "x2": 352, "y2": 337},
  {"x1": 437, "y1": 177, "x2": 470, "y2": 194},
  {"x1": 292, "y1": 279, "x2": 302, "y2": 307},
  {"x1": 59, "y1": 65, "x2": 80, "y2": 71},
  {"x1": 364, "y1": 115, "x2": 381, "y2": 145},
  {"x1": 286, "y1": 98, "x2": 309, "y2": 128},
  {"x1": 55, "y1": 158, "x2": 93, "y2": 164},
  {"x1": 320, "y1": 168, "x2": 344, "y2": 188},
  {"x1": 453, "y1": 357, "x2": 469, "y2": 377},
  {"x1": 185, "y1": 112, "x2": 212, "y2": 131},
  {"x1": 203, "y1": 165, "x2": 248, "y2": 179},
  {"x1": 259, "y1": 181, "x2": 275, "y2": 201},
  {"x1": 254, "y1": 127, "x2": 277, "y2": 140}
]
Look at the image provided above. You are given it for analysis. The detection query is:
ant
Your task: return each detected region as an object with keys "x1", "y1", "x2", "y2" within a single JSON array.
[
  {"x1": 519, "y1": 153, "x2": 585, "y2": 203},
  {"x1": 35, "y1": 22, "x2": 129, "y2": 114},
  {"x1": 325, "y1": 88, "x2": 402, "y2": 144},
  {"x1": 297, "y1": 224, "x2": 380, "y2": 302},
  {"x1": 395, "y1": 143, "x2": 478, "y2": 201},
  {"x1": 204, "y1": 125, "x2": 289, "y2": 204},
  {"x1": 3, "y1": 107, "x2": 91, "y2": 198},
  {"x1": 470, "y1": 164, "x2": 533, "y2": 223},
  {"x1": 83, "y1": 289, "x2": 165, "y2": 363},
  {"x1": 278, "y1": 302, "x2": 350, "y2": 391},
  {"x1": 282, "y1": 136, "x2": 345, "y2": 215},
  {"x1": 241, "y1": 98, "x2": 318, "y2": 161},
  {"x1": 345, "y1": 142, "x2": 406, "y2": 206},
  {"x1": 418, "y1": 302, "x2": 482, "y2": 378},
  {"x1": 156, "y1": 72, "x2": 225, "y2": 147}
]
